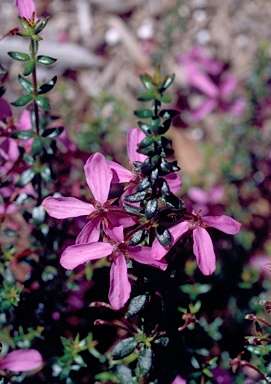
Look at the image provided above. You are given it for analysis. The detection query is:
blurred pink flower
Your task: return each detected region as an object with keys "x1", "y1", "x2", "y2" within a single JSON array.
[
  {"x1": 152, "y1": 210, "x2": 241, "y2": 275},
  {"x1": 188, "y1": 185, "x2": 224, "y2": 215},
  {"x1": 249, "y1": 254, "x2": 271, "y2": 277},
  {"x1": 171, "y1": 375, "x2": 187, "y2": 384},
  {"x1": 0, "y1": 137, "x2": 20, "y2": 174},
  {"x1": 16, "y1": 109, "x2": 33, "y2": 153},
  {"x1": 179, "y1": 46, "x2": 245, "y2": 120},
  {"x1": 0, "y1": 99, "x2": 12, "y2": 121},
  {"x1": 16, "y1": 0, "x2": 37, "y2": 21},
  {"x1": 0, "y1": 349, "x2": 42, "y2": 372}
]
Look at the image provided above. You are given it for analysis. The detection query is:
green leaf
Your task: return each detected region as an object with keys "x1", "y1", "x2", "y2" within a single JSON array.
[
  {"x1": 150, "y1": 116, "x2": 160, "y2": 132},
  {"x1": 32, "y1": 205, "x2": 45, "y2": 226},
  {"x1": 31, "y1": 136, "x2": 44, "y2": 155},
  {"x1": 126, "y1": 294, "x2": 148, "y2": 318},
  {"x1": 11, "y1": 94, "x2": 33, "y2": 107},
  {"x1": 40, "y1": 167, "x2": 53, "y2": 182},
  {"x1": 138, "y1": 92, "x2": 154, "y2": 101},
  {"x1": 115, "y1": 365, "x2": 135, "y2": 384},
  {"x1": 35, "y1": 95, "x2": 49, "y2": 110},
  {"x1": 23, "y1": 153, "x2": 35, "y2": 165},
  {"x1": 112, "y1": 337, "x2": 138, "y2": 360},
  {"x1": 18, "y1": 16, "x2": 33, "y2": 34},
  {"x1": 137, "y1": 347, "x2": 153, "y2": 376},
  {"x1": 159, "y1": 109, "x2": 179, "y2": 119},
  {"x1": 8, "y1": 51, "x2": 30, "y2": 61},
  {"x1": 38, "y1": 76, "x2": 57, "y2": 94},
  {"x1": 42, "y1": 126, "x2": 64, "y2": 138},
  {"x1": 136, "y1": 177, "x2": 151, "y2": 192},
  {"x1": 138, "y1": 136, "x2": 154, "y2": 149},
  {"x1": 123, "y1": 203, "x2": 143, "y2": 215},
  {"x1": 23, "y1": 59, "x2": 35, "y2": 76},
  {"x1": 156, "y1": 225, "x2": 172, "y2": 248},
  {"x1": 156, "y1": 93, "x2": 172, "y2": 103},
  {"x1": 125, "y1": 191, "x2": 147, "y2": 203},
  {"x1": 138, "y1": 121, "x2": 151, "y2": 135},
  {"x1": 15, "y1": 168, "x2": 35, "y2": 187},
  {"x1": 37, "y1": 55, "x2": 57, "y2": 65},
  {"x1": 157, "y1": 118, "x2": 171, "y2": 135},
  {"x1": 140, "y1": 74, "x2": 154, "y2": 91},
  {"x1": 145, "y1": 198, "x2": 158, "y2": 220},
  {"x1": 134, "y1": 109, "x2": 153, "y2": 119},
  {"x1": 35, "y1": 18, "x2": 49, "y2": 34},
  {"x1": 31, "y1": 40, "x2": 39, "y2": 55},
  {"x1": 10, "y1": 129, "x2": 34, "y2": 140},
  {"x1": 159, "y1": 74, "x2": 175, "y2": 92},
  {"x1": 129, "y1": 230, "x2": 147, "y2": 246},
  {"x1": 18, "y1": 74, "x2": 33, "y2": 93}
]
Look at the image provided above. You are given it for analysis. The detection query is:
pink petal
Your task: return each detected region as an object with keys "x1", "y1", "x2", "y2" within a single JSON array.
[
  {"x1": 127, "y1": 128, "x2": 146, "y2": 163},
  {"x1": 76, "y1": 216, "x2": 101, "y2": 244},
  {"x1": 163, "y1": 173, "x2": 182, "y2": 194},
  {"x1": 0, "y1": 99, "x2": 12, "y2": 120},
  {"x1": 0, "y1": 349, "x2": 43, "y2": 372},
  {"x1": 42, "y1": 196, "x2": 95, "y2": 219},
  {"x1": 193, "y1": 227, "x2": 216, "y2": 275},
  {"x1": 219, "y1": 73, "x2": 237, "y2": 97},
  {"x1": 187, "y1": 66, "x2": 219, "y2": 97},
  {"x1": 104, "y1": 224, "x2": 124, "y2": 243},
  {"x1": 190, "y1": 99, "x2": 217, "y2": 121},
  {"x1": 188, "y1": 187, "x2": 209, "y2": 204},
  {"x1": 109, "y1": 253, "x2": 131, "y2": 310},
  {"x1": 171, "y1": 375, "x2": 187, "y2": 384},
  {"x1": 209, "y1": 185, "x2": 224, "y2": 202},
  {"x1": 129, "y1": 246, "x2": 168, "y2": 270},
  {"x1": 202, "y1": 215, "x2": 241, "y2": 235},
  {"x1": 60, "y1": 242, "x2": 113, "y2": 269},
  {"x1": 84, "y1": 153, "x2": 112, "y2": 204},
  {"x1": 152, "y1": 221, "x2": 190, "y2": 260},
  {"x1": 107, "y1": 160, "x2": 132, "y2": 183},
  {"x1": 106, "y1": 210, "x2": 136, "y2": 228},
  {"x1": 16, "y1": 0, "x2": 37, "y2": 20}
]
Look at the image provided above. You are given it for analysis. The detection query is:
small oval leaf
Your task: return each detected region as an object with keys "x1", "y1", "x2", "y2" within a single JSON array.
[
  {"x1": 137, "y1": 346, "x2": 153, "y2": 376},
  {"x1": 11, "y1": 94, "x2": 33, "y2": 107},
  {"x1": 145, "y1": 198, "x2": 158, "y2": 220},
  {"x1": 23, "y1": 59, "x2": 35, "y2": 76},
  {"x1": 15, "y1": 168, "x2": 36, "y2": 187},
  {"x1": 18, "y1": 74, "x2": 33, "y2": 93},
  {"x1": 35, "y1": 96, "x2": 49, "y2": 110},
  {"x1": 37, "y1": 55, "x2": 57, "y2": 65},
  {"x1": 8, "y1": 51, "x2": 30, "y2": 61},
  {"x1": 126, "y1": 294, "x2": 148, "y2": 318},
  {"x1": 112, "y1": 337, "x2": 138, "y2": 360},
  {"x1": 134, "y1": 109, "x2": 153, "y2": 119},
  {"x1": 10, "y1": 129, "x2": 34, "y2": 140}
]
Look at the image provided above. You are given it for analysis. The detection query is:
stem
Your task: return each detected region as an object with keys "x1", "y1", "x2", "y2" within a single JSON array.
[{"x1": 30, "y1": 39, "x2": 40, "y2": 136}]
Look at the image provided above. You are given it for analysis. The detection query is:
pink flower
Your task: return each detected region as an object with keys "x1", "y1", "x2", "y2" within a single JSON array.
[
  {"x1": 152, "y1": 211, "x2": 241, "y2": 275},
  {"x1": 171, "y1": 375, "x2": 187, "y2": 384},
  {"x1": 16, "y1": 0, "x2": 37, "y2": 21},
  {"x1": 188, "y1": 185, "x2": 224, "y2": 215},
  {"x1": 42, "y1": 153, "x2": 134, "y2": 244},
  {"x1": 0, "y1": 349, "x2": 43, "y2": 372},
  {"x1": 60, "y1": 225, "x2": 167, "y2": 310},
  {"x1": 16, "y1": 109, "x2": 33, "y2": 153},
  {"x1": 108, "y1": 128, "x2": 182, "y2": 194},
  {"x1": 0, "y1": 137, "x2": 20, "y2": 174},
  {"x1": 0, "y1": 99, "x2": 12, "y2": 121}
]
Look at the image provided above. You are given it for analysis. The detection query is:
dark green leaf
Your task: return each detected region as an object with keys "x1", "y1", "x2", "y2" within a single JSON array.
[
  {"x1": 31, "y1": 40, "x2": 39, "y2": 55},
  {"x1": 161, "y1": 194, "x2": 185, "y2": 209},
  {"x1": 159, "y1": 74, "x2": 175, "y2": 92},
  {"x1": 112, "y1": 337, "x2": 138, "y2": 360},
  {"x1": 158, "y1": 178, "x2": 170, "y2": 195},
  {"x1": 23, "y1": 153, "x2": 35, "y2": 165},
  {"x1": 115, "y1": 365, "x2": 135, "y2": 384},
  {"x1": 150, "y1": 154, "x2": 159, "y2": 167},
  {"x1": 145, "y1": 198, "x2": 158, "y2": 220},
  {"x1": 31, "y1": 136, "x2": 44, "y2": 155},
  {"x1": 125, "y1": 191, "x2": 147, "y2": 203},
  {"x1": 160, "y1": 158, "x2": 171, "y2": 174},
  {"x1": 18, "y1": 74, "x2": 33, "y2": 93},
  {"x1": 134, "y1": 109, "x2": 153, "y2": 119},
  {"x1": 150, "y1": 168, "x2": 159, "y2": 183},
  {"x1": 156, "y1": 225, "x2": 172, "y2": 248},
  {"x1": 138, "y1": 144, "x2": 155, "y2": 156},
  {"x1": 35, "y1": 95, "x2": 49, "y2": 110},
  {"x1": 40, "y1": 167, "x2": 53, "y2": 182},
  {"x1": 18, "y1": 16, "x2": 33, "y2": 33},
  {"x1": 129, "y1": 230, "x2": 147, "y2": 246},
  {"x1": 136, "y1": 177, "x2": 151, "y2": 192},
  {"x1": 10, "y1": 129, "x2": 34, "y2": 140},
  {"x1": 123, "y1": 203, "x2": 143, "y2": 215},
  {"x1": 35, "y1": 18, "x2": 49, "y2": 34},
  {"x1": 15, "y1": 168, "x2": 35, "y2": 187},
  {"x1": 8, "y1": 51, "x2": 30, "y2": 61},
  {"x1": 137, "y1": 347, "x2": 153, "y2": 376},
  {"x1": 140, "y1": 74, "x2": 154, "y2": 91},
  {"x1": 154, "y1": 337, "x2": 169, "y2": 347},
  {"x1": 157, "y1": 118, "x2": 171, "y2": 135},
  {"x1": 42, "y1": 126, "x2": 64, "y2": 138},
  {"x1": 126, "y1": 294, "x2": 148, "y2": 318},
  {"x1": 159, "y1": 109, "x2": 179, "y2": 119},
  {"x1": 11, "y1": 94, "x2": 32, "y2": 107},
  {"x1": 23, "y1": 59, "x2": 35, "y2": 76},
  {"x1": 138, "y1": 121, "x2": 151, "y2": 135},
  {"x1": 32, "y1": 205, "x2": 45, "y2": 226},
  {"x1": 150, "y1": 116, "x2": 160, "y2": 132},
  {"x1": 156, "y1": 93, "x2": 172, "y2": 103},
  {"x1": 137, "y1": 136, "x2": 154, "y2": 149},
  {"x1": 37, "y1": 55, "x2": 57, "y2": 65},
  {"x1": 138, "y1": 92, "x2": 154, "y2": 101},
  {"x1": 141, "y1": 158, "x2": 153, "y2": 174},
  {"x1": 38, "y1": 76, "x2": 57, "y2": 94}
]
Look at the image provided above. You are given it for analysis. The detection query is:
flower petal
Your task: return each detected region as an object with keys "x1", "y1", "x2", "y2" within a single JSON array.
[
  {"x1": 187, "y1": 66, "x2": 219, "y2": 97},
  {"x1": 109, "y1": 253, "x2": 131, "y2": 310},
  {"x1": 42, "y1": 196, "x2": 95, "y2": 219},
  {"x1": 0, "y1": 349, "x2": 43, "y2": 372},
  {"x1": 127, "y1": 128, "x2": 146, "y2": 163},
  {"x1": 84, "y1": 153, "x2": 113, "y2": 204},
  {"x1": 107, "y1": 160, "x2": 132, "y2": 183},
  {"x1": 60, "y1": 242, "x2": 113, "y2": 269},
  {"x1": 163, "y1": 173, "x2": 182, "y2": 194},
  {"x1": 190, "y1": 99, "x2": 217, "y2": 121},
  {"x1": 76, "y1": 217, "x2": 101, "y2": 244},
  {"x1": 193, "y1": 226, "x2": 216, "y2": 275},
  {"x1": 203, "y1": 215, "x2": 241, "y2": 234},
  {"x1": 16, "y1": 0, "x2": 37, "y2": 20},
  {"x1": 129, "y1": 246, "x2": 168, "y2": 270}
]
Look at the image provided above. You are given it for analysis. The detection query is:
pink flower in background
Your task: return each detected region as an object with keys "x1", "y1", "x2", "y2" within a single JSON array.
[
  {"x1": 42, "y1": 153, "x2": 134, "y2": 244},
  {"x1": 16, "y1": 109, "x2": 33, "y2": 153},
  {"x1": 249, "y1": 254, "x2": 271, "y2": 277},
  {"x1": 179, "y1": 46, "x2": 245, "y2": 120},
  {"x1": 0, "y1": 99, "x2": 12, "y2": 121},
  {"x1": 171, "y1": 375, "x2": 187, "y2": 384},
  {"x1": 60, "y1": 225, "x2": 167, "y2": 310},
  {"x1": 16, "y1": 0, "x2": 37, "y2": 21},
  {"x1": 0, "y1": 349, "x2": 43, "y2": 371},
  {"x1": 0, "y1": 137, "x2": 20, "y2": 174},
  {"x1": 188, "y1": 185, "x2": 224, "y2": 215},
  {"x1": 108, "y1": 128, "x2": 181, "y2": 194},
  {"x1": 152, "y1": 211, "x2": 241, "y2": 275}
]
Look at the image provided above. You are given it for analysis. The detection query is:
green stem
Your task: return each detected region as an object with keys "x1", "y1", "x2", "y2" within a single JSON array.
[{"x1": 30, "y1": 39, "x2": 40, "y2": 136}]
